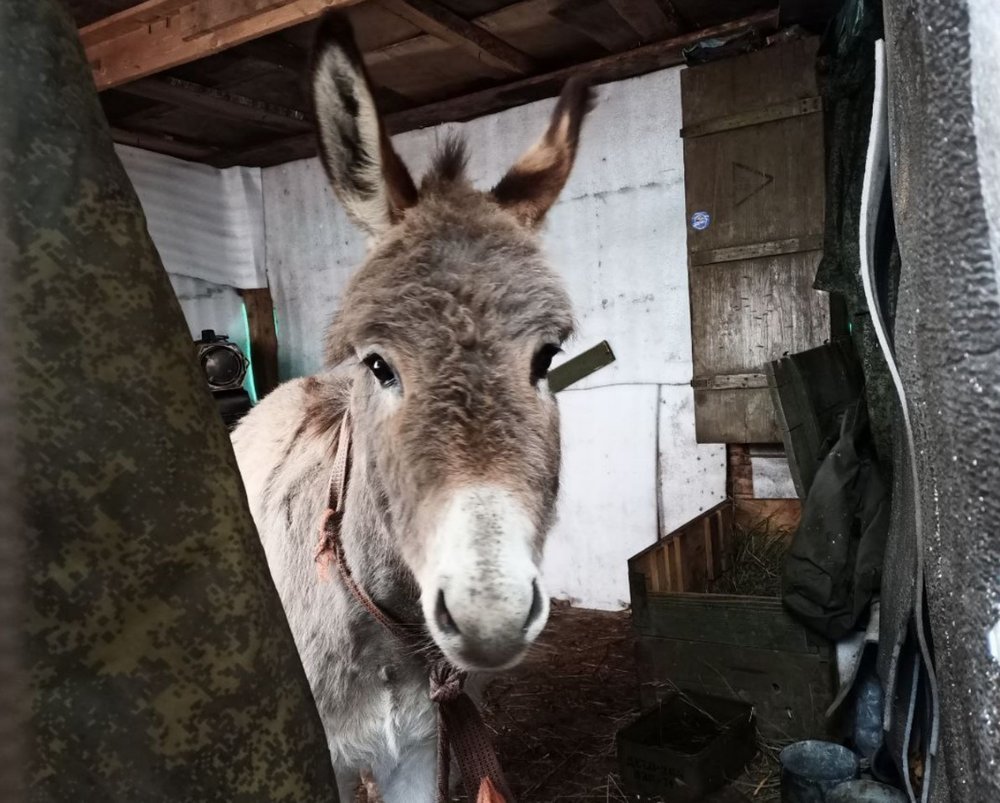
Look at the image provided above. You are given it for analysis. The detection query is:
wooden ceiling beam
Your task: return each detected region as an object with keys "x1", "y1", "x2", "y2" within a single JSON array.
[
  {"x1": 607, "y1": 0, "x2": 684, "y2": 41},
  {"x1": 116, "y1": 76, "x2": 311, "y2": 132},
  {"x1": 82, "y1": 0, "x2": 364, "y2": 91},
  {"x1": 79, "y1": 0, "x2": 195, "y2": 48},
  {"x1": 110, "y1": 126, "x2": 222, "y2": 160},
  {"x1": 550, "y1": 0, "x2": 641, "y2": 53},
  {"x1": 233, "y1": 36, "x2": 311, "y2": 74},
  {"x1": 210, "y1": 8, "x2": 778, "y2": 168},
  {"x1": 377, "y1": 0, "x2": 539, "y2": 75},
  {"x1": 385, "y1": 8, "x2": 777, "y2": 131}
]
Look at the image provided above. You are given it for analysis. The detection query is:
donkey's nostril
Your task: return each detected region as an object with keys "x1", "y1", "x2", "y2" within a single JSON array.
[
  {"x1": 524, "y1": 579, "x2": 544, "y2": 631},
  {"x1": 435, "y1": 590, "x2": 461, "y2": 635}
]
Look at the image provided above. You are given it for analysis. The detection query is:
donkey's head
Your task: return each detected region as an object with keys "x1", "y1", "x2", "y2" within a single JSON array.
[{"x1": 313, "y1": 14, "x2": 592, "y2": 671}]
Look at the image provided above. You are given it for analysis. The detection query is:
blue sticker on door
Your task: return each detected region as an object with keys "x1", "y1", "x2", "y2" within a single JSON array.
[{"x1": 690, "y1": 211, "x2": 711, "y2": 231}]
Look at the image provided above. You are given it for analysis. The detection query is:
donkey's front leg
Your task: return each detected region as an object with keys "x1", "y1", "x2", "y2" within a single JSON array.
[{"x1": 377, "y1": 738, "x2": 438, "y2": 803}]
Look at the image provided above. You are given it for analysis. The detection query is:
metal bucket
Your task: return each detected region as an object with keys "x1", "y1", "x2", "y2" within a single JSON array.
[
  {"x1": 780, "y1": 740, "x2": 859, "y2": 802},
  {"x1": 829, "y1": 780, "x2": 908, "y2": 802}
]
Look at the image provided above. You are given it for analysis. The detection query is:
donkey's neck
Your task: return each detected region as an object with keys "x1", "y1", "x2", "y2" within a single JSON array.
[{"x1": 339, "y1": 429, "x2": 423, "y2": 626}]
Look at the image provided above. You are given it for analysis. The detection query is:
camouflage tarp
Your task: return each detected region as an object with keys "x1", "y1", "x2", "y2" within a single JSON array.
[{"x1": 0, "y1": 1, "x2": 339, "y2": 800}]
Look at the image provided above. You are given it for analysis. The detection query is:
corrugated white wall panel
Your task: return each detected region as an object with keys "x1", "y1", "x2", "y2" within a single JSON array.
[
  {"x1": 117, "y1": 144, "x2": 265, "y2": 288},
  {"x1": 261, "y1": 159, "x2": 363, "y2": 379}
]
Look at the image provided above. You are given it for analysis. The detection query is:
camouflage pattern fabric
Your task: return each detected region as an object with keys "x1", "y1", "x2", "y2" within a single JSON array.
[{"x1": 0, "y1": 1, "x2": 339, "y2": 800}]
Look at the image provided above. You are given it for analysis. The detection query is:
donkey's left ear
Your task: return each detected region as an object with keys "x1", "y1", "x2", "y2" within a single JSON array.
[
  {"x1": 311, "y1": 13, "x2": 418, "y2": 237},
  {"x1": 491, "y1": 78, "x2": 595, "y2": 228}
]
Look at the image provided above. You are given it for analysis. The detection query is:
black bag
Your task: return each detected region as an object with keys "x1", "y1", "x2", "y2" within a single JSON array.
[{"x1": 782, "y1": 397, "x2": 890, "y2": 639}]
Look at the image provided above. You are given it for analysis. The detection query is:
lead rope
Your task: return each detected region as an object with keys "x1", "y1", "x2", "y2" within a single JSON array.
[{"x1": 315, "y1": 412, "x2": 513, "y2": 803}]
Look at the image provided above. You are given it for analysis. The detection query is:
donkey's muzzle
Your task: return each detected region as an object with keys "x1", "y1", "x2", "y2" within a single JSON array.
[
  {"x1": 421, "y1": 485, "x2": 551, "y2": 671},
  {"x1": 433, "y1": 576, "x2": 547, "y2": 670}
]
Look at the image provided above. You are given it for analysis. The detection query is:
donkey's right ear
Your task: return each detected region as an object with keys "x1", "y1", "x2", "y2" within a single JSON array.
[{"x1": 311, "y1": 13, "x2": 418, "y2": 237}]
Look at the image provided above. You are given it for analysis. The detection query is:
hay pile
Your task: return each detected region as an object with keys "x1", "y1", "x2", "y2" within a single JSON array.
[{"x1": 709, "y1": 519, "x2": 792, "y2": 598}]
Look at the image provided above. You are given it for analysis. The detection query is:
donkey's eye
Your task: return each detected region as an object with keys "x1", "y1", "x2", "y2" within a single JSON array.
[
  {"x1": 531, "y1": 344, "x2": 562, "y2": 386},
  {"x1": 363, "y1": 353, "x2": 398, "y2": 388}
]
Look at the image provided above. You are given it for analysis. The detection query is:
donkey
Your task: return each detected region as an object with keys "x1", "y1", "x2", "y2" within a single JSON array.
[{"x1": 232, "y1": 13, "x2": 593, "y2": 802}]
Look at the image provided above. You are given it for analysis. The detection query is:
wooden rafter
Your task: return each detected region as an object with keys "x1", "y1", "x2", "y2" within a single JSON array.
[
  {"x1": 378, "y1": 0, "x2": 539, "y2": 75},
  {"x1": 110, "y1": 126, "x2": 221, "y2": 160},
  {"x1": 83, "y1": 0, "x2": 364, "y2": 91},
  {"x1": 233, "y1": 35, "x2": 311, "y2": 74},
  {"x1": 210, "y1": 9, "x2": 779, "y2": 168},
  {"x1": 116, "y1": 76, "x2": 310, "y2": 131},
  {"x1": 79, "y1": 0, "x2": 195, "y2": 48},
  {"x1": 551, "y1": 0, "x2": 641, "y2": 52},
  {"x1": 607, "y1": 0, "x2": 684, "y2": 41}
]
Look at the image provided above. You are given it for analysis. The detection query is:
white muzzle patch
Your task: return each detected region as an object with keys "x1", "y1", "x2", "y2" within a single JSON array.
[{"x1": 420, "y1": 485, "x2": 549, "y2": 670}]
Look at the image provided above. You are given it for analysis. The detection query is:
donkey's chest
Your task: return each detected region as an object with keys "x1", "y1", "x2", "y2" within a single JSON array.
[{"x1": 314, "y1": 648, "x2": 437, "y2": 768}]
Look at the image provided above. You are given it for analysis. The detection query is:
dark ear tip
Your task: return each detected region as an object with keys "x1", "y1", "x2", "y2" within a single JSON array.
[
  {"x1": 312, "y1": 11, "x2": 359, "y2": 58},
  {"x1": 559, "y1": 76, "x2": 597, "y2": 122}
]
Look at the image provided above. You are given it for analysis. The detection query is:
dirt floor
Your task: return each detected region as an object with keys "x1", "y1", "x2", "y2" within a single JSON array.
[{"x1": 475, "y1": 604, "x2": 782, "y2": 803}]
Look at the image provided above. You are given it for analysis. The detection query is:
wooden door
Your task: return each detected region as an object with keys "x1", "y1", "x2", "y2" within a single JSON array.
[{"x1": 682, "y1": 37, "x2": 830, "y2": 443}]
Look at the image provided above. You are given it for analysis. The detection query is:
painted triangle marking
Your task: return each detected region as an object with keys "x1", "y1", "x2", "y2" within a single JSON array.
[{"x1": 732, "y1": 161, "x2": 774, "y2": 207}]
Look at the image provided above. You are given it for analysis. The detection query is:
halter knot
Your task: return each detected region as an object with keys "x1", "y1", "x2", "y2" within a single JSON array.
[{"x1": 429, "y1": 660, "x2": 466, "y2": 703}]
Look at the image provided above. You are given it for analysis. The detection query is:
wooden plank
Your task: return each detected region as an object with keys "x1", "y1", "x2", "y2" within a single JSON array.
[
  {"x1": 636, "y1": 636, "x2": 835, "y2": 740},
  {"x1": 668, "y1": 0, "x2": 764, "y2": 30},
  {"x1": 477, "y1": 0, "x2": 606, "y2": 62},
  {"x1": 384, "y1": 9, "x2": 777, "y2": 127},
  {"x1": 692, "y1": 373, "x2": 768, "y2": 390},
  {"x1": 733, "y1": 497, "x2": 801, "y2": 532},
  {"x1": 689, "y1": 253, "x2": 830, "y2": 380},
  {"x1": 550, "y1": 0, "x2": 641, "y2": 52},
  {"x1": 655, "y1": 546, "x2": 670, "y2": 593},
  {"x1": 767, "y1": 339, "x2": 863, "y2": 497},
  {"x1": 78, "y1": 0, "x2": 195, "y2": 48},
  {"x1": 233, "y1": 35, "x2": 310, "y2": 73},
  {"x1": 681, "y1": 96, "x2": 822, "y2": 138},
  {"x1": 694, "y1": 386, "x2": 779, "y2": 443},
  {"x1": 680, "y1": 35, "x2": 821, "y2": 128},
  {"x1": 690, "y1": 235, "x2": 825, "y2": 267},
  {"x1": 110, "y1": 126, "x2": 221, "y2": 160},
  {"x1": 211, "y1": 9, "x2": 779, "y2": 166},
  {"x1": 637, "y1": 593, "x2": 817, "y2": 653},
  {"x1": 239, "y1": 288, "x2": 280, "y2": 398},
  {"x1": 83, "y1": 0, "x2": 363, "y2": 91},
  {"x1": 715, "y1": 503, "x2": 734, "y2": 573},
  {"x1": 378, "y1": 0, "x2": 538, "y2": 75},
  {"x1": 628, "y1": 501, "x2": 734, "y2": 595},
  {"x1": 192, "y1": 0, "x2": 308, "y2": 37},
  {"x1": 726, "y1": 444, "x2": 754, "y2": 499},
  {"x1": 115, "y1": 76, "x2": 310, "y2": 132},
  {"x1": 607, "y1": 0, "x2": 683, "y2": 41}
]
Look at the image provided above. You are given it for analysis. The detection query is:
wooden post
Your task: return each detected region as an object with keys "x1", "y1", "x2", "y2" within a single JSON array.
[
  {"x1": 726, "y1": 444, "x2": 754, "y2": 500},
  {"x1": 239, "y1": 288, "x2": 280, "y2": 400}
]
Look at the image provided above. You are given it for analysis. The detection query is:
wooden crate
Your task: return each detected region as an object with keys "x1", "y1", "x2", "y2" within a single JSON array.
[
  {"x1": 628, "y1": 505, "x2": 835, "y2": 741},
  {"x1": 629, "y1": 500, "x2": 734, "y2": 594}
]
